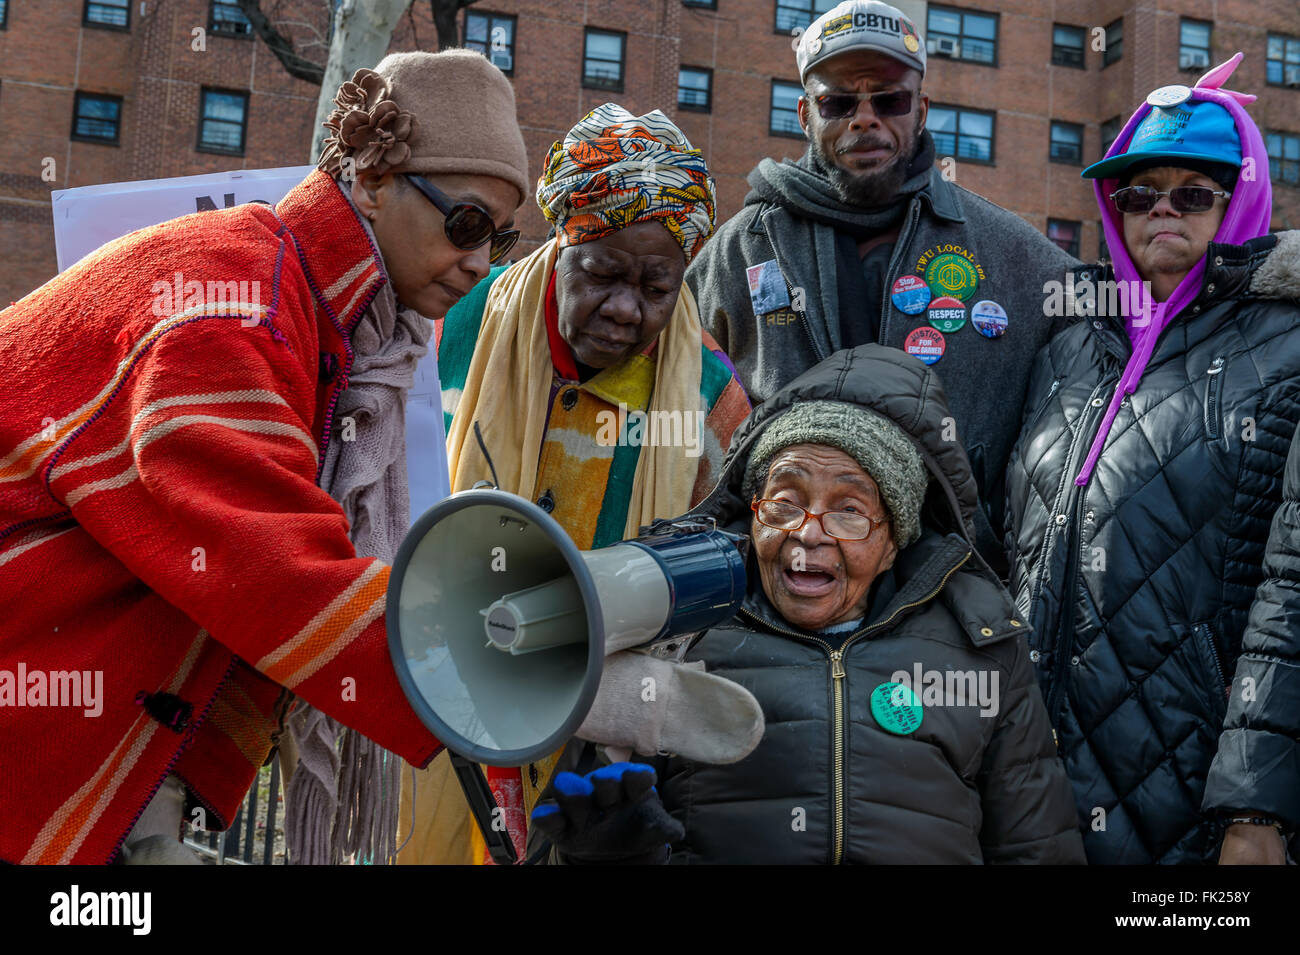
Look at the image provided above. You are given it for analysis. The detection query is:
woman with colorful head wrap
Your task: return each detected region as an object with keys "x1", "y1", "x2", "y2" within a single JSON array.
[{"x1": 397, "y1": 104, "x2": 750, "y2": 864}]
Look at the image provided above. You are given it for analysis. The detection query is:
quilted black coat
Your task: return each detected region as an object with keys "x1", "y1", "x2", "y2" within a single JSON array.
[
  {"x1": 1203, "y1": 414, "x2": 1300, "y2": 838},
  {"x1": 596, "y1": 344, "x2": 1083, "y2": 864},
  {"x1": 1005, "y1": 231, "x2": 1300, "y2": 864}
]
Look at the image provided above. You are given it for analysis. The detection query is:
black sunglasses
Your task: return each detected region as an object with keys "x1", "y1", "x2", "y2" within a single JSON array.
[
  {"x1": 809, "y1": 89, "x2": 915, "y2": 122},
  {"x1": 1109, "y1": 185, "x2": 1232, "y2": 215},
  {"x1": 403, "y1": 174, "x2": 519, "y2": 264}
]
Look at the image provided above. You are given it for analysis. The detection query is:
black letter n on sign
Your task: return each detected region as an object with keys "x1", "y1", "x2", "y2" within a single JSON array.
[{"x1": 195, "y1": 192, "x2": 236, "y2": 212}]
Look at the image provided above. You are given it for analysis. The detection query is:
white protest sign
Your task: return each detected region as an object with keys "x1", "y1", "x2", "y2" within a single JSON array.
[{"x1": 50, "y1": 165, "x2": 314, "y2": 272}]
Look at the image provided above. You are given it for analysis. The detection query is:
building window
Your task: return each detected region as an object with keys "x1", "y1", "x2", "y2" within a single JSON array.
[
  {"x1": 1050, "y1": 121, "x2": 1083, "y2": 164},
  {"x1": 0, "y1": 0, "x2": 8, "y2": 30},
  {"x1": 683, "y1": 0, "x2": 717, "y2": 8},
  {"x1": 1267, "y1": 34, "x2": 1300, "y2": 87},
  {"x1": 84, "y1": 0, "x2": 129, "y2": 29},
  {"x1": 210, "y1": 1, "x2": 251, "y2": 36},
  {"x1": 927, "y1": 5, "x2": 997, "y2": 65},
  {"x1": 770, "y1": 80, "x2": 803, "y2": 138},
  {"x1": 1100, "y1": 115, "x2": 1122, "y2": 156},
  {"x1": 583, "y1": 28, "x2": 625, "y2": 92},
  {"x1": 1051, "y1": 24, "x2": 1085, "y2": 69},
  {"x1": 774, "y1": 0, "x2": 836, "y2": 34},
  {"x1": 1179, "y1": 19, "x2": 1211, "y2": 72},
  {"x1": 928, "y1": 104, "x2": 994, "y2": 163},
  {"x1": 1048, "y1": 219, "x2": 1080, "y2": 258},
  {"x1": 678, "y1": 67, "x2": 712, "y2": 112},
  {"x1": 71, "y1": 92, "x2": 122, "y2": 144},
  {"x1": 465, "y1": 11, "x2": 516, "y2": 75},
  {"x1": 197, "y1": 88, "x2": 248, "y2": 156},
  {"x1": 1103, "y1": 18, "x2": 1122, "y2": 67},
  {"x1": 1267, "y1": 130, "x2": 1300, "y2": 185}
]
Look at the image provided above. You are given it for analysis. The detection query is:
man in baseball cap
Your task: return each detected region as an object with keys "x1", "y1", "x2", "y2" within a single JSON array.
[{"x1": 686, "y1": 0, "x2": 1078, "y2": 576}]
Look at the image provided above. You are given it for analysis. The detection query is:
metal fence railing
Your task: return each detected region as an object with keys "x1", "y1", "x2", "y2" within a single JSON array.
[{"x1": 184, "y1": 753, "x2": 285, "y2": 865}]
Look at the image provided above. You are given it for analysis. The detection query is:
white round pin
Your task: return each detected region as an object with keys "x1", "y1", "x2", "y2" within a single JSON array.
[{"x1": 1146, "y1": 85, "x2": 1192, "y2": 108}]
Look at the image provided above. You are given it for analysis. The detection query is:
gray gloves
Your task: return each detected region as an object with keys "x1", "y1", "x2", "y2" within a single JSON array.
[{"x1": 577, "y1": 646, "x2": 764, "y2": 764}]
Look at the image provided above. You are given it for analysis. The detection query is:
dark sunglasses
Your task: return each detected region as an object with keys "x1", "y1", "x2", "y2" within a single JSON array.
[
  {"x1": 809, "y1": 89, "x2": 915, "y2": 121},
  {"x1": 403, "y1": 173, "x2": 519, "y2": 263},
  {"x1": 1109, "y1": 185, "x2": 1232, "y2": 215}
]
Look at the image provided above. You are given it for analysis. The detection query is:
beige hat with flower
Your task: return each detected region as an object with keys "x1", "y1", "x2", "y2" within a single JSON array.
[{"x1": 317, "y1": 50, "x2": 531, "y2": 203}]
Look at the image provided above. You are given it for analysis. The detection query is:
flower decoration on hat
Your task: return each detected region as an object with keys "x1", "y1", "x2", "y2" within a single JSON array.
[{"x1": 318, "y1": 68, "x2": 417, "y2": 179}]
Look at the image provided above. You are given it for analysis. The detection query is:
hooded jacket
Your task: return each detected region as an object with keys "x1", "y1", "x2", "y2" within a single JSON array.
[
  {"x1": 541, "y1": 344, "x2": 1083, "y2": 864},
  {"x1": 1004, "y1": 64, "x2": 1300, "y2": 863},
  {"x1": 685, "y1": 136, "x2": 1080, "y2": 573}
]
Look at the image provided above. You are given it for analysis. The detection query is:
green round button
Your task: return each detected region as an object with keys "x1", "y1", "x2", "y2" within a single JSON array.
[
  {"x1": 925, "y1": 252, "x2": 980, "y2": 301},
  {"x1": 870, "y1": 682, "x2": 923, "y2": 735}
]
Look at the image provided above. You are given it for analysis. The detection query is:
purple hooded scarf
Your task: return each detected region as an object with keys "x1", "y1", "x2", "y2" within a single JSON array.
[{"x1": 1074, "y1": 53, "x2": 1274, "y2": 486}]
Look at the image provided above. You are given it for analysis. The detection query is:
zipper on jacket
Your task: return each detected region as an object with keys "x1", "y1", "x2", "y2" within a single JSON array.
[
  {"x1": 1193, "y1": 621, "x2": 1229, "y2": 703},
  {"x1": 1204, "y1": 357, "x2": 1225, "y2": 439},
  {"x1": 798, "y1": 307, "x2": 828, "y2": 362},
  {"x1": 1042, "y1": 379, "x2": 1116, "y2": 723},
  {"x1": 878, "y1": 202, "x2": 923, "y2": 343},
  {"x1": 737, "y1": 549, "x2": 969, "y2": 865},
  {"x1": 760, "y1": 211, "x2": 830, "y2": 363},
  {"x1": 1024, "y1": 378, "x2": 1063, "y2": 434}
]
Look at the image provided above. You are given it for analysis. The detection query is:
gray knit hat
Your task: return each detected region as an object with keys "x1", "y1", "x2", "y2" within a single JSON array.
[{"x1": 742, "y1": 400, "x2": 928, "y2": 548}]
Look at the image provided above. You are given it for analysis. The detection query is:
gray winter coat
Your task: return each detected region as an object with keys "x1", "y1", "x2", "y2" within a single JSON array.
[
  {"x1": 685, "y1": 159, "x2": 1080, "y2": 570},
  {"x1": 540, "y1": 344, "x2": 1084, "y2": 864}
]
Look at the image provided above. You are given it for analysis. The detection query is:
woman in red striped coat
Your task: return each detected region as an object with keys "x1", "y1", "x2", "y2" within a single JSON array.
[{"x1": 0, "y1": 50, "x2": 528, "y2": 864}]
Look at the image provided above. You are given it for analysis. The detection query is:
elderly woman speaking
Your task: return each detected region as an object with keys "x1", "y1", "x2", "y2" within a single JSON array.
[
  {"x1": 399, "y1": 104, "x2": 750, "y2": 864},
  {"x1": 529, "y1": 344, "x2": 1084, "y2": 864}
]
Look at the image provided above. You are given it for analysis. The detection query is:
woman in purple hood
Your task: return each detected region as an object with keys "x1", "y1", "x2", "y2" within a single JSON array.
[{"x1": 1004, "y1": 54, "x2": 1300, "y2": 865}]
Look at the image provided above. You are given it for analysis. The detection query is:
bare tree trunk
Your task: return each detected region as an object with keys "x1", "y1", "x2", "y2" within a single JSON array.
[{"x1": 310, "y1": 0, "x2": 416, "y2": 161}]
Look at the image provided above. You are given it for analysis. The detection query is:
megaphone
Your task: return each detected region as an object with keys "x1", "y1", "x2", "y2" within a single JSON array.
[{"x1": 385, "y1": 488, "x2": 748, "y2": 768}]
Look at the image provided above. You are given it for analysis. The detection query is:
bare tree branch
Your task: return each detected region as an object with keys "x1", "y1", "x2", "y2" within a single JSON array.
[
  {"x1": 431, "y1": 0, "x2": 478, "y2": 50},
  {"x1": 236, "y1": 0, "x2": 326, "y2": 85},
  {"x1": 405, "y1": 3, "x2": 421, "y2": 50}
]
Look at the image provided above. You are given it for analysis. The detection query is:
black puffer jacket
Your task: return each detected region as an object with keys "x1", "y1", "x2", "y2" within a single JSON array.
[
  {"x1": 634, "y1": 344, "x2": 1083, "y2": 864},
  {"x1": 1005, "y1": 231, "x2": 1300, "y2": 864},
  {"x1": 1203, "y1": 415, "x2": 1300, "y2": 839}
]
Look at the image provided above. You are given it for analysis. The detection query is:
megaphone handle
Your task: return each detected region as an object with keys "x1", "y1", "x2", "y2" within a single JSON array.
[{"x1": 448, "y1": 751, "x2": 519, "y2": 866}]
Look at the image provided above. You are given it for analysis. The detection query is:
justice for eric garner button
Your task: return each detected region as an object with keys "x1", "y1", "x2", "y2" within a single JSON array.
[{"x1": 904, "y1": 326, "x2": 946, "y2": 364}]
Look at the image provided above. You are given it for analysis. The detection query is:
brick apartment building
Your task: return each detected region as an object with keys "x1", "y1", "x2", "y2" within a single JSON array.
[{"x1": 1, "y1": 0, "x2": 1298, "y2": 306}]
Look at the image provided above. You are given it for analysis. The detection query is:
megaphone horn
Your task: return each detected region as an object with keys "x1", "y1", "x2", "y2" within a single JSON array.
[{"x1": 386, "y1": 489, "x2": 747, "y2": 768}]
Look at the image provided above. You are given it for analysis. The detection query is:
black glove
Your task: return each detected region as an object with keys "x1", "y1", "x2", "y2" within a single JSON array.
[{"x1": 529, "y1": 762, "x2": 684, "y2": 864}]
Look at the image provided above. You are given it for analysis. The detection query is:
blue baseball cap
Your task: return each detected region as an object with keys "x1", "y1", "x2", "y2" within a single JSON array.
[{"x1": 1082, "y1": 95, "x2": 1241, "y2": 180}]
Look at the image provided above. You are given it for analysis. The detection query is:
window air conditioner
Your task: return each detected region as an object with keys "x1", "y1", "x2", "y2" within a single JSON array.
[
  {"x1": 1180, "y1": 49, "x2": 1210, "y2": 70},
  {"x1": 928, "y1": 37, "x2": 959, "y2": 57}
]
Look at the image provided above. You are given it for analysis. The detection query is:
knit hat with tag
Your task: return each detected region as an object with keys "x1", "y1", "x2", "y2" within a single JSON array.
[{"x1": 317, "y1": 50, "x2": 531, "y2": 203}]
